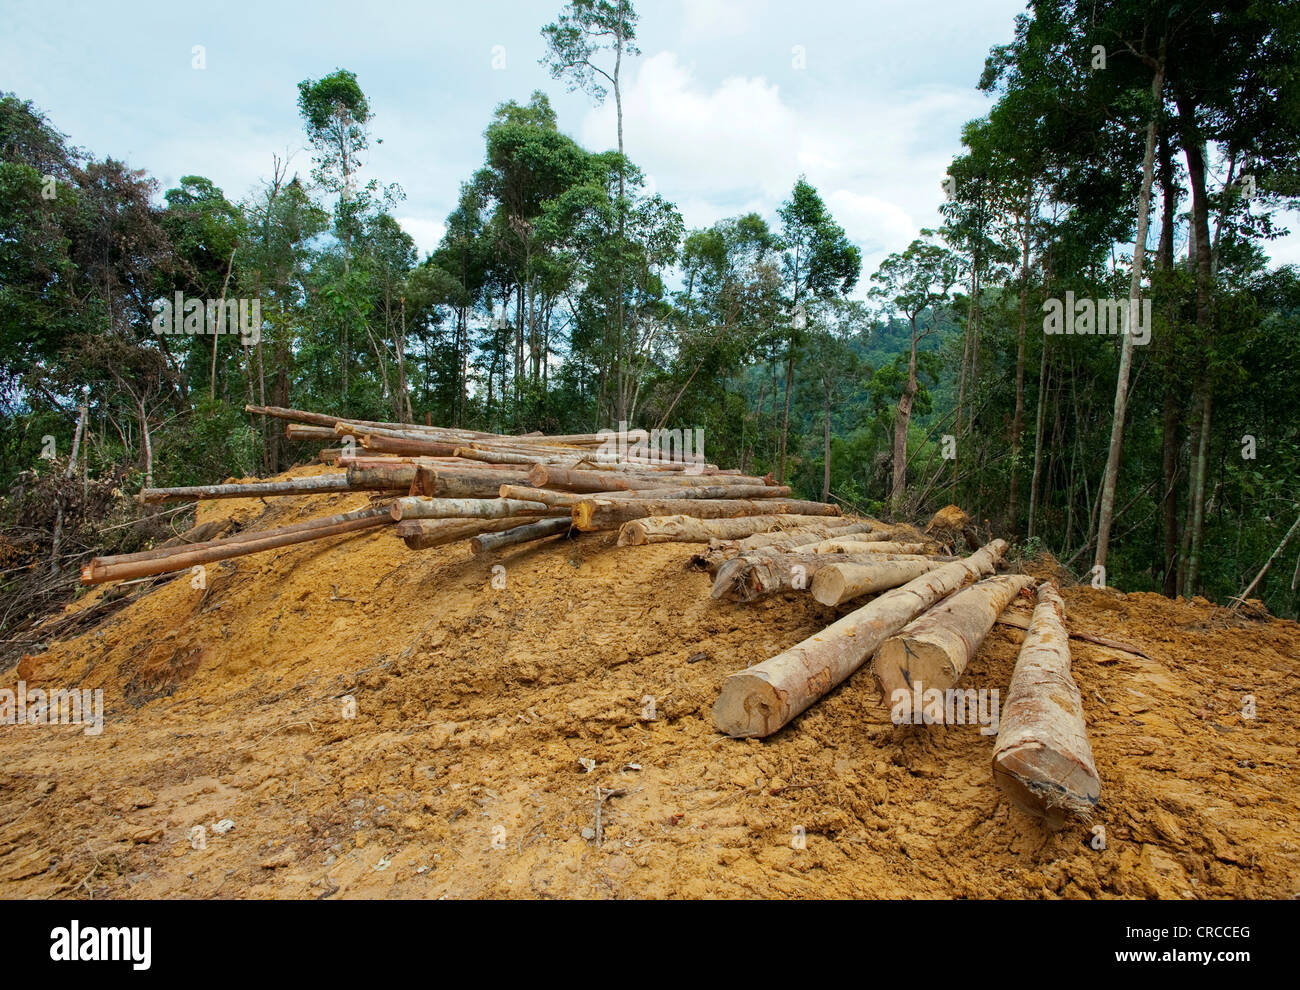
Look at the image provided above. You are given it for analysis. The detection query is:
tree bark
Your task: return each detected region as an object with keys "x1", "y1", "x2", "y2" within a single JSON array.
[
  {"x1": 1095, "y1": 56, "x2": 1164, "y2": 572},
  {"x1": 711, "y1": 540, "x2": 1007, "y2": 738},
  {"x1": 471, "y1": 517, "x2": 572, "y2": 554},
  {"x1": 574, "y1": 497, "x2": 836, "y2": 531},
  {"x1": 875, "y1": 574, "x2": 1034, "y2": 697},
  {"x1": 390, "y1": 497, "x2": 558, "y2": 521},
  {"x1": 808, "y1": 557, "x2": 947, "y2": 606},
  {"x1": 992, "y1": 581, "x2": 1101, "y2": 825},
  {"x1": 81, "y1": 505, "x2": 390, "y2": 584},
  {"x1": 617, "y1": 514, "x2": 857, "y2": 546}
]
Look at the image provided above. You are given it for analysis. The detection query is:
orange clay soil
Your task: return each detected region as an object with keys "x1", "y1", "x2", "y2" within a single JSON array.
[{"x1": 2, "y1": 464, "x2": 1299, "y2": 899}]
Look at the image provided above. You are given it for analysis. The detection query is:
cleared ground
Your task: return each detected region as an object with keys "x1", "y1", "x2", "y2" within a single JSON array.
[{"x1": 2, "y1": 465, "x2": 1298, "y2": 898}]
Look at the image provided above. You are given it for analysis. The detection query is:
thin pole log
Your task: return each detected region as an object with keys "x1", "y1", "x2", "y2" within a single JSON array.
[
  {"x1": 1232, "y1": 510, "x2": 1300, "y2": 606},
  {"x1": 395, "y1": 516, "x2": 535, "y2": 550},
  {"x1": 81, "y1": 505, "x2": 392, "y2": 584},
  {"x1": 137, "y1": 475, "x2": 354, "y2": 504},
  {"x1": 711, "y1": 540, "x2": 1008, "y2": 738},
  {"x1": 875, "y1": 574, "x2": 1035, "y2": 697},
  {"x1": 531, "y1": 464, "x2": 769, "y2": 492},
  {"x1": 992, "y1": 582, "x2": 1101, "y2": 825},
  {"x1": 471, "y1": 518, "x2": 573, "y2": 554}
]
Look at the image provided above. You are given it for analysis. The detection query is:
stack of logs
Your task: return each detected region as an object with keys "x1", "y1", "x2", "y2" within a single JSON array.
[
  {"x1": 78, "y1": 406, "x2": 1101, "y2": 826},
  {"x1": 80, "y1": 405, "x2": 852, "y2": 583},
  {"x1": 709, "y1": 535, "x2": 1102, "y2": 825}
]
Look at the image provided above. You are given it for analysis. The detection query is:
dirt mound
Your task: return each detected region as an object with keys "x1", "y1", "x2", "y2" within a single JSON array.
[{"x1": 2, "y1": 469, "x2": 1298, "y2": 898}]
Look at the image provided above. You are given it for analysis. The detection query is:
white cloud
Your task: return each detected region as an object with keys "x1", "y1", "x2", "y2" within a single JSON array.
[
  {"x1": 579, "y1": 52, "x2": 988, "y2": 293},
  {"x1": 398, "y1": 216, "x2": 447, "y2": 258}
]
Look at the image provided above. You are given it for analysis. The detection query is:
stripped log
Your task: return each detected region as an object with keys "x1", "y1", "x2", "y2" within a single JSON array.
[
  {"x1": 530, "y1": 464, "x2": 769, "y2": 493},
  {"x1": 688, "y1": 522, "x2": 877, "y2": 565},
  {"x1": 395, "y1": 516, "x2": 534, "y2": 551},
  {"x1": 809, "y1": 558, "x2": 948, "y2": 606},
  {"x1": 992, "y1": 582, "x2": 1101, "y2": 825},
  {"x1": 619, "y1": 514, "x2": 859, "y2": 546},
  {"x1": 245, "y1": 404, "x2": 500, "y2": 440},
  {"x1": 792, "y1": 539, "x2": 928, "y2": 555},
  {"x1": 498, "y1": 485, "x2": 587, "y2": 508},
  {"x1": 471, "y1": 518, "x2": 573, "y2": 554},
  {"x1": 81, "y1": 505, "x2": 392, "y2": 584},
  {"x1": 605, "y1": 484, "x2": 789, "y2": 501},
  {"x1": 875, "y1": 574, "x2": 1035, "y2": 698},
  {"x1": 360, "y1": 433, "x2": 460, "y2": 457},
  {"x1": 574, "y1": 497, "x2": 838, "y2": 531},
  {"x1": 346, "y1": 464, "x2": 527, "y2": 495},
  {"x1": 711, "y1": 552, "x2": 941, "y2": 603},
  {"x1": 711, "y1": 540, "x2": 1008, "y2": 738},
  {"x1": 137, "y1": 475, "x2": 353, "y2": 504},
  {"x1": 390, "y1": 497, "x2": 558, "y2": 521},
  {"x1": 285, "y1": 424, "x2": 338, "y2": 440}
]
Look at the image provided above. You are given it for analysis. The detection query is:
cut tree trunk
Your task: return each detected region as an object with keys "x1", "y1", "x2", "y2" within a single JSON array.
[
  {"x1": 875, "y1": 574, "x2": 1034, "y2": 697},
  {"x1": 713, "y1": 552, "x2": 939, "y2": 603},
  {"x1": 395, "y1": 516, "x2": 536, "y2": 551},
  {"x1": 810, "y1": 558, "x2": 949, "y2": 606},
  {"x1": 470, "y1": 518, "x2": 572, "y2": 554},
  {"x1": 81, "y1": 505, "x2": 391, "y2": 584},
  {"x1": 390, "y1": 497, "x2": 559, "y2": 521},
  {"x1": 137, "y1": 475, "x2": 354, "y2": 504},
  {"x1": 791, "y1": 539, "x2": 926, "y2": 555},
  {"x1": 618, "y1": 514, "x2": 858, "y2": 546},
  {"x1": 711, "y1": 540, "x2": 1008, "y2": 737},
  {"x1": 573, "y1": 497, "x2": 838, "y2": 531},
  {"x1": 992, "y1": 582, "x2": 1101, "y2": 825},
  {"x1": 530, "y1": 464, "x2": 769, "y2": 493}
]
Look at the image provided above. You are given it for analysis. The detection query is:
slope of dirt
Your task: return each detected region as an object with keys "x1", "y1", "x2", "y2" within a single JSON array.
[{"x1": 2, "y1": 466, "x2": 1298, "y2": 899}]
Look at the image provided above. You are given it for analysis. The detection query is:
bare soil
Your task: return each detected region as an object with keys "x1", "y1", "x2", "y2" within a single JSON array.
[{"x1": 2, "y1": 465, "x2": 1298, "y2": 899}]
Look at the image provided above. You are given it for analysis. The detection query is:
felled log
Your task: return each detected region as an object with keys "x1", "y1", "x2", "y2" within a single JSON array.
[
  {"x1": 711, "y1": 540, "x2": 1008, "y2": 738},
  {"x1": 619, "y1": 514, "x2": 859, "y2": 546},
  {"x1": 81, "y1": 505, "x2": 392, "y2": 584},
  {"x1": 395, "y1": 516, "x2": 535, "y2": 551},
  {"x1": 573, "y1": 497, "x2": 838, "y2": 531},
  {"x1": 245, "y1": 404, "x2": 500, "y2": 440},
  {"x1": 605, "y1": 484, "x2": 789, "y2": 501},
  {"x1": 792, "y1": 539, "x2": 927, "y2": 555},
  {"x1": 875, "y1": 574, "x2": 1035, "y2": 698},
  {"x1": 530, "y1": 464, "x2": 769, "y2": 493},
  {"x1": 711, "y1": 552, "x2": 939, "y2": 603},
  {"x1": 346, "y1": 464, "x2": 527, "y2": 496},
  {"x1": 992, "y1": 582, "x2": 1101, "y2": 825},
  {"x1": 688, "y1": 522, "x2": 876, "y2": 566},
  {"x1": 361, "y1": 433, "x2": 460, "y2": 457},
  {"x1": 471, "y1": 518, "x2": 573, "y2": 554},
  {"x1": 389, "y1": 497, "x2": 558, "y2": 521},
  {"x1": 285, "y1": 424, "x2": 338, "y2": 440},
  {"x1": 809, "y1": 558, "x2": 947, "y2": 606},
  {"x1": 136, "y1": 475, "x2": 353, "y2": 504}
]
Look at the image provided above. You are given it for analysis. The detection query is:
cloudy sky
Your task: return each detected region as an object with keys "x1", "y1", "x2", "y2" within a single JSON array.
[{"x1": 5, "y1": 0, "x2": 1296, "y2": 280}]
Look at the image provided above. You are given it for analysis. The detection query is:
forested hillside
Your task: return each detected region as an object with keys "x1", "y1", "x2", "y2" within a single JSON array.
[{"x1": 2, "y1": 0, "x2": 1298, "y2": 625}]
